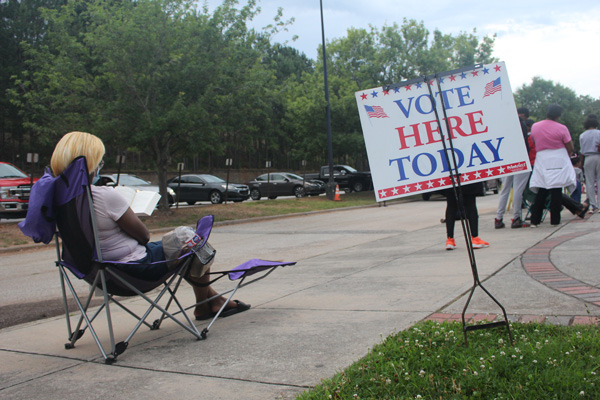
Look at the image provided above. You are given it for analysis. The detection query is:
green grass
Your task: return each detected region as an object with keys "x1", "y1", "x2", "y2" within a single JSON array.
[
  {"x1": 297, "y1": 321, "x2": 600, "y2": 399},
  {"x1": 140, "y1": 191, "x2": 415, "y2": 230}
]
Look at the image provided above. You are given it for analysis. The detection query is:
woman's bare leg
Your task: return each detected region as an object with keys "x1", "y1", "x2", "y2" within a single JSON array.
[{"x1": 191, "y1": 269, "x2": 238, "y2": 318}]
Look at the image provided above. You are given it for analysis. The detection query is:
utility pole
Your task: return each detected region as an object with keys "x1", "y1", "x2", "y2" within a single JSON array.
[{"x1": 320, "y1": 0, "x2": 335, "y2": 200}]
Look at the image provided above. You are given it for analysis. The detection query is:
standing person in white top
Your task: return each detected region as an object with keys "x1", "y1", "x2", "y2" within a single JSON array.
[
  {"x1": 579, "y1": 115, "x2": 600, "y2": 213},
  {"x1": 529, "y1": 104, "x2": 577, "y2": 226}
]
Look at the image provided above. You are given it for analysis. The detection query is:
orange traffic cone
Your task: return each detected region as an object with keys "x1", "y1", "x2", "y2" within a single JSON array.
[{"x1": 334, "y1": 184, "x2": 341, "y2": 201}]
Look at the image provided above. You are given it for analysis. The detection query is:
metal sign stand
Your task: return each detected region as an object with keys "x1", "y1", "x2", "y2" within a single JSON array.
[{"x1": 385, "y1": 64, "x2": 513, "y2": 346}]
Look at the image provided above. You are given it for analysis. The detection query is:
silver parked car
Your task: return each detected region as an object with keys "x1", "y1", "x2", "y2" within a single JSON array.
[{"x1": 97, "y1": 174, "x2": 176, "y2": 205}]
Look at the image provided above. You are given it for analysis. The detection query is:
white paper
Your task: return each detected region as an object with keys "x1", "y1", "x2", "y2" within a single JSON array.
[{"x1": 113, "y1": 186, "x2": 161, "y2": 216}]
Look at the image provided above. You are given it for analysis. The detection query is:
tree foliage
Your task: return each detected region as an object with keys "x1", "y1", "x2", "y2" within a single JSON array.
[
  {"x1": 7, "y1": 0, "x2": 594, "y2": 191},
  {"x1": 0, "y1": 0, "x2": 67, "y2": 165},
  {"x1": 9, "y1": 0, "x2": 273, "y2": 208},
  {"x1": 325, "y1": 20, "x2": 497, "y2": 90},
  {"x1": 515, "y1": 77, "x2": 600, "y2": 149}
]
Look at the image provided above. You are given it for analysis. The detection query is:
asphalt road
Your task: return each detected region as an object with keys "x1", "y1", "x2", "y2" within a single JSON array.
[{"x1": 0, "y1": 193, "x2": 483, "y2": 329}]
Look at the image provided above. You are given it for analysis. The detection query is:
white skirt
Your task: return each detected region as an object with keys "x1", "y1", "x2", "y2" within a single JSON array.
[{"x1": 529, "y1": 148, "x2": 576, "y2": 193}]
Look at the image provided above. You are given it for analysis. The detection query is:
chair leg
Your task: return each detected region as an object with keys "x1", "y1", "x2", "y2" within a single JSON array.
[
  {"x1": 60, "y1": 268, "x2": 113, "y2": 361},
  {"x1": 58, "y1": 267, "x2": 74, "y2": 341},
  {"x1": 153, "y1": 271, "x2": 188, "y2": 330},
  {"x1": 99, "y1": 269, "x2": 118, "y2": 360},
  {"x1": 106, "y1": 267, "x2": 204, "y2": 342}
]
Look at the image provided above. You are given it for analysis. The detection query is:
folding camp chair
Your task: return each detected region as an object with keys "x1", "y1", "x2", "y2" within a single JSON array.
[
  {"x1": 19, "y1": 156, "x2": 295, "y2": 364},
  {"x1": 522, "y1": 185, "x2": 550, "y2": 223}
]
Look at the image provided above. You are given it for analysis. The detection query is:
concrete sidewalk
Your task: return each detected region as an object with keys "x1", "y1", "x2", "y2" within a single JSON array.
[{"x1": 1, "y1": 197, "x2": 598, "y2": 399}]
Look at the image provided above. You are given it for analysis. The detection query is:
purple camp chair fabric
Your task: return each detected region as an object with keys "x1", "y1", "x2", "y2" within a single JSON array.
[
  {"x1": 18, "y1": 158, "x2": 90, "y2": 244},
  {"x1": 195, "y1": 215, "x2": 214, "y2": 246},
  {"x1": 228, "y1": 259, "x2": 296, "y2": 280},
  {"x1": 18, "y1": 169, "x2": 58, "y2": 244}
]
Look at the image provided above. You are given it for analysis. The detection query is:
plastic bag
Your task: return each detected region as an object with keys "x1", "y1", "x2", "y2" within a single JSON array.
[
  {"x1": 161, "y1": 226, "x2": 216, "y2": 277},
  {"x1": 162, "y1": 226, "x2": 195, "y2": 263}
]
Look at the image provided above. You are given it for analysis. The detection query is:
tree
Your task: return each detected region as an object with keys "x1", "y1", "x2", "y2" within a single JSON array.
[
  {"x1": 515, "y1": 77, "x2": 589, "y2": 148},
  {"x1": 0, "y1": 0, "x2": 67, "y2": 166},
  {"x1": 258, "y1": 44, "x2": 313, "y2": 169},
  {"x1": 10, "y1": 0, "x2": 276, "y2": 208},
  {"x1": 293, "y1": 19, "x2": 498, "y2": 168},
  {"x1": 325, "y1": 20, "x2": 497, "y2": 90}
]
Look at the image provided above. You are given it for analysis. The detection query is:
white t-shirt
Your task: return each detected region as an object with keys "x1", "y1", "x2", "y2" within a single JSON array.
[
  {"x1": 90, "y1": 186, "x2": 147, "y2": 262},
  {"x1": 579, "y1": 129, "x2": 600, "y2": 156}
]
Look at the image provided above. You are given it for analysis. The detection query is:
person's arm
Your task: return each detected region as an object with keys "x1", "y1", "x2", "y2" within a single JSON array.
[
  {"x1": 565, "y1": 140, "x2": 574, "y2": 156},
  {"x1": 116, "y1": 208, "x2": 150, "y2": 245}
]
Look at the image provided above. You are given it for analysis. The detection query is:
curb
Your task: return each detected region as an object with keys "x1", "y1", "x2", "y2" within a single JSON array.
[{"x1": 425, "y1": 312, "x2": 599, "y2": 326}]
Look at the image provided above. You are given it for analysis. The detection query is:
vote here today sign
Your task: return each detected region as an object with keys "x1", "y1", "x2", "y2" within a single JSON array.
[{"x1": 355, "y1": 62, "x2": 531, "y2": 202}]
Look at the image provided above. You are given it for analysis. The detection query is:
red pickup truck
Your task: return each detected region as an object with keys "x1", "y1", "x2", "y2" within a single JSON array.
[{"x1": 0, "y1": 162, "x2": 38, "y2": 219}]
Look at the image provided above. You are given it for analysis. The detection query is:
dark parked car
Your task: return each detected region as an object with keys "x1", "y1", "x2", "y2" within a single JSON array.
[
  {"x1": 167, "y1": 174, "x2": 249, "y2": 204},
  {"x1": 247, "y1": 172, "x2": 326, "y2": 200},
  {"x1": 97, "y1": 173, "x2": 175, "y2": 205},
  {"x1": 304, "y1": 165, "x2": 372, "y2": 193}
]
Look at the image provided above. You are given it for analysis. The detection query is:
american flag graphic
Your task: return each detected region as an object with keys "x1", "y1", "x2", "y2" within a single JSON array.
[
  {"x1": 364, "y1": 105, "x2": 389, "y2": 118},
  {"x1": 483, "y1": 77, "x2": 502, "y2": 97}
]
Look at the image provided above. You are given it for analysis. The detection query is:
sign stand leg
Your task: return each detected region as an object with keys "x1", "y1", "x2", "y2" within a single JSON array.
[{"x1": 425, "y1": 68, "x2": 513, "y2": 347}]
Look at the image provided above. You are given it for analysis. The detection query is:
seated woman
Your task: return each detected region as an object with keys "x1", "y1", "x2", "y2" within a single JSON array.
[{"x1": 50, "y1": 131, "x2": 249, "y2": 320}]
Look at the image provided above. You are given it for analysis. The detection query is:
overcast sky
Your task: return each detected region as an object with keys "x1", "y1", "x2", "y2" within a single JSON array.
[{"x1": 204, "y1": 0, "x2": 600, "y2": 98}]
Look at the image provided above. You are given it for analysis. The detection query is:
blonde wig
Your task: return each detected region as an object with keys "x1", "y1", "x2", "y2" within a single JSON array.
[{"x1": 50, "y1": 131, "x2": 106, "y2": 176}]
